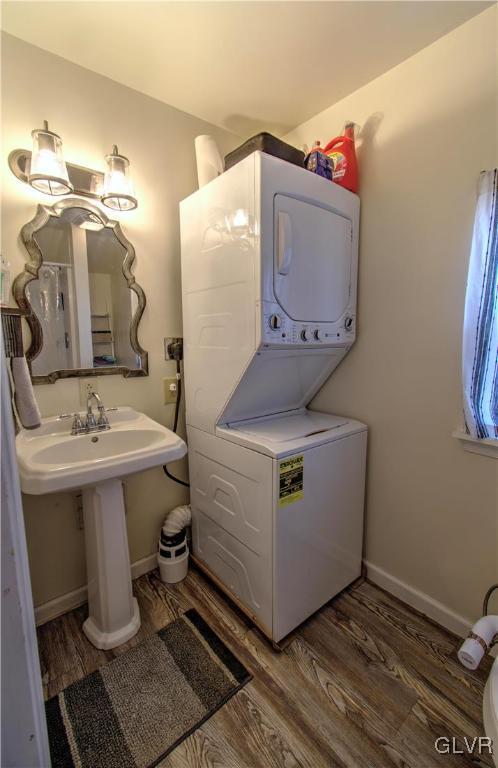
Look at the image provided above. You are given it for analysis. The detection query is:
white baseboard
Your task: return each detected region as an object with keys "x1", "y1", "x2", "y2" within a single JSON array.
[
  {"x1": 34, "y1": 554, "x2": 478, "y2": 640},
  {"x1": 364, "y1": 560, "x2": 473, "y2": 639},
  {"x1": 34, "y1": 552, "x2": 158, "y2": 627}
]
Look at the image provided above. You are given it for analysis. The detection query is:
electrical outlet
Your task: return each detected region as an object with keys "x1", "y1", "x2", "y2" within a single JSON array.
[
  {"x1": 163, "y1": 377, "x2": 178, "y2": 405},
  {"x1": 164, "y1": 337, "x2": 183, "y2": 361},
  {"x1": 79, "y1": 378, "x2": 98, "y2": 407}
]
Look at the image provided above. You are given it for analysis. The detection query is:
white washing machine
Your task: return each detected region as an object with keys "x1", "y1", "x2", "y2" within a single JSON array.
[{"x1": 180, "y1": 151, "x2": 367, "y2": 642}]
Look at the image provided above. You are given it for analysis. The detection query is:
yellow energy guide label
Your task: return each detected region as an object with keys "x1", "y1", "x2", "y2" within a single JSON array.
[{"x1": 278, "y1": 454, "x2": 304, "y2": 506}]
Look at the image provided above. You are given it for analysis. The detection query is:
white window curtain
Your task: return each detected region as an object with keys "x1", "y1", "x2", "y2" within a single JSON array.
[{"x1": 462, "y1": 169, "x2": 498, "y2": 440}]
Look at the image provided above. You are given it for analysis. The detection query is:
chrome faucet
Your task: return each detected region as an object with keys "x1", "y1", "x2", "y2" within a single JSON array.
[
  {"x1": 57, "y1": 392, "x2": 111, "y2": 435},
  {"x1": 87, "y1": 390, "x2": 110, "y2": 432}
]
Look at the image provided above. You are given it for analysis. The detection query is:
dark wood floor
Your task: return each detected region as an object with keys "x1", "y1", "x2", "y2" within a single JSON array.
[{"x1": 37, "y1": 567, "x2": 492, "y2": 768}]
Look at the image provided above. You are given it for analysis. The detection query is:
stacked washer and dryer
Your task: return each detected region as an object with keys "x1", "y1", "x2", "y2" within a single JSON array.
[{"x1": 180, "y1": 151, "x2": 367, "y2": 644}]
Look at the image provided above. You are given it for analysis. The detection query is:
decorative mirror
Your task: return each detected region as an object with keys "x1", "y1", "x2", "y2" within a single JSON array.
[{"x1": 13, "y1": 198, "x2": 148, "y2": 383}]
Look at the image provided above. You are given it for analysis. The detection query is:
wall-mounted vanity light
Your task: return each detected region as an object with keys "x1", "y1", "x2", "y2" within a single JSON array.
[
  {"x1": 101, "y1": 146, "x2": 137, "y2": 211},
  {"x1": 9, "y1": 123, "x2": 138, "y2": 210},
  {"x1": 29, "y1": 121, "x2": 73, "y2": 195}
]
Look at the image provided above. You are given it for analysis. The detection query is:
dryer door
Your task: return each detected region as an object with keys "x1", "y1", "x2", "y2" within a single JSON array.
[{"x1": 273, "y1": 194, "x2": 352, "y2": 322}]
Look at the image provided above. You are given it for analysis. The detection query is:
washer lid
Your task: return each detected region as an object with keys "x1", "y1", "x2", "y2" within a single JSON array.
[{"x1": 218, "y1": 409, "x2": 366, "y2": 458}]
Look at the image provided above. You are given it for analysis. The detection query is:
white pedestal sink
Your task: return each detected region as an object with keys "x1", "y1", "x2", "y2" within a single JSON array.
[
  {"x1": 82, "y1": 480, "x2": 141, "y2": 649},
  {"x1": 16, "y1": 407, "x2": 187, "y2": 650}
]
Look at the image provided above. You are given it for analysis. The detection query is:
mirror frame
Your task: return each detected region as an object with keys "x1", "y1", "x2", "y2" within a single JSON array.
[{"x1": 13, "y1": 198, "x2": 148, "y2": 383}]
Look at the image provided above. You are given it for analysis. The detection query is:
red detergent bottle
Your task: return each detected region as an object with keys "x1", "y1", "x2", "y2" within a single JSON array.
[{"x1": 324, "y1": 122, "x2": 358, "y2": 193}]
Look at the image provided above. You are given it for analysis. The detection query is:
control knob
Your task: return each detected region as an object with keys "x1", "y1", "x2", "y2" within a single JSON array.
[
  {"x1": 269, "y1": 314, "x2": 282, "y2": 330},
  {"x1": 344, "y1": 316, "x2": 354, "y2": 331},
  {"x1": 300, "y1": 329, "x2": 309, "y2": 342},
  {"x1": 313, "y1": 329, "x2": 322, "y2": 341}
]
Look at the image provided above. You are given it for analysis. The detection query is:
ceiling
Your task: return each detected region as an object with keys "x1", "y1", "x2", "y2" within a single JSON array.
[{"x1": 1, "y1": 1, "x2": 492, "y2": 138}]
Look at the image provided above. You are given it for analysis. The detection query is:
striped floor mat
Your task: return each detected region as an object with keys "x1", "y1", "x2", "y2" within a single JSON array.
[{"x1": 45, "y1": 609, "x2": 251, "y2": 768}]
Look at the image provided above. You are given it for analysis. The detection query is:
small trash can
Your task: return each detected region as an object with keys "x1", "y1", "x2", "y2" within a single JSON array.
[{"x1": 157, "y1": 527, "x2": 189, "y2": 584}]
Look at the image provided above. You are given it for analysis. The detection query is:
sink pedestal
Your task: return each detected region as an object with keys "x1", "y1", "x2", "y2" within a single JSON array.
[{"x1": 82, "y1": 479, "x2": 140, "y2": 650}]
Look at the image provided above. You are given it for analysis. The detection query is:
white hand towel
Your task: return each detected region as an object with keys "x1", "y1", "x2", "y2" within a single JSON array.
[
  {"x1": 11, "y1": 356, "x2": 41, "y2": 430},
  {"x1": 194, "y1": 135, "x2": 223, "y2": 188}
]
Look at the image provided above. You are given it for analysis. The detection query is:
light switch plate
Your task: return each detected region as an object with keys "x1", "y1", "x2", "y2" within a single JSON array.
[
  {"x1": 163, "y1": 377, "x2": 178, "y2": 405},
  {"x1": 79, "y1": 378, "x2": 98, "y2": 407}
]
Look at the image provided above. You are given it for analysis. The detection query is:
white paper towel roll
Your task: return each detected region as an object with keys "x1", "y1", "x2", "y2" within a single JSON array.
[{"x1": 195, "y1": 135, "x2": 223, "y2": 189}]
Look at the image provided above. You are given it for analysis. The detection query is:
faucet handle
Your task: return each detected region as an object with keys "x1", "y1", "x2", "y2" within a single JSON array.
[
  {"x1": 71, "y1": 413, "x2": 84, "y2": 435},
  {"x1": 97, "y1": 406, "x2": 110, "y2": 429}
]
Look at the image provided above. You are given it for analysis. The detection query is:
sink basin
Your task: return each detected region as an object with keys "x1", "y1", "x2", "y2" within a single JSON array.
[
  {"x1": 16, "y1": 406, "x2": 186, "y2": 495},
  {"x1": 16, "y1": 406, "x2": 187, "y2": 650}
]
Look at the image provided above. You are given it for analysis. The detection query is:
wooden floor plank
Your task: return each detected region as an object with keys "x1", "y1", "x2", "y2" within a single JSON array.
[
  {"x1": 221, "y1": 686, "x2": 311, "y2": 768},
  {"x1": 354, "y1": 581, "x2": 458, "y2": 658},
  {"x1": 396, "y1": 704, "x2": 493, "y2": 768},
  {"x1": 174, "y1": 570, "x2": 344, "y2": 767},
  {"x1": 158, "y1": 716, "x2": 255, "y2": 768},
  {"x1": 330, "y1": 587, "x2": 487, "y2": 728},
  {"x1": 246, "y1": 628, "x2": 416, "y2": 768},
  {"x1": 318, "y1": 600, "x2": 484, "y2": 746},
  {"x1": 300, "y1": 606, "x2": 418, "y2": 732},
  {"x1": 179, "y1": 567, "x2": 254, "y2": 643},
  {"x1": 36, "y1": 569, "x2": 491, "y2": 768},
  {"x1": 37, "y1": 610, "x2": 87, "y2": 699}
]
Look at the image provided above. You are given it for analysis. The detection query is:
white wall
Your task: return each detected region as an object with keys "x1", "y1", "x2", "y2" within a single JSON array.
[
  {"x1": 284, "y1": 8, "x2": 498, "y2": 630},
  {"x1": 1, "y1": 33, "x2": 239, "y2": 609}
]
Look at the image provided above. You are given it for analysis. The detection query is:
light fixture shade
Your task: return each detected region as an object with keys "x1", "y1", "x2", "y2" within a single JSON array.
[
  {"x1": 28, "y1": 121, "x2": 73, "y2": 195},
  {"x1": 101, "y1": 146, "x2": 137, "y2": 211}
]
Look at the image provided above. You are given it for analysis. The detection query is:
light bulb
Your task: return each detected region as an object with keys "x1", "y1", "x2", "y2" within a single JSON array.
[
  {"x1": 101, "y1": 145, "x2": 137, "y2": 211},
  {"x1": 28, "y1": 121, "x2": 72, "y2": 196}
]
